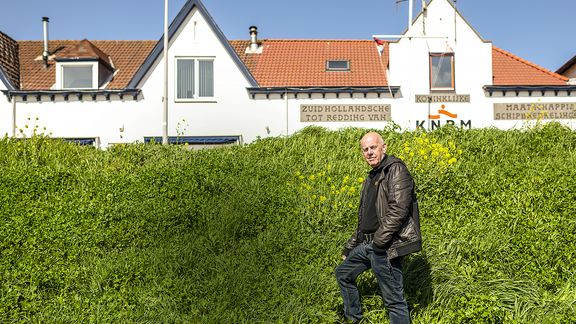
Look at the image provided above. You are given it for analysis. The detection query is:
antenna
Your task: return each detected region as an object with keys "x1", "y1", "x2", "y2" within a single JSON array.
[
  {"x1": 395, "y1": 0, "x2": 413, "y2": 30},
  {"x1": 453, "y1": 0, "x2": 457, "y2": 43}
]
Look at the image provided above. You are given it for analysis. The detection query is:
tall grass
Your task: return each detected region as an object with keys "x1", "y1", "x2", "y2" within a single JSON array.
[{"x1": 0, "y1": 123, "x2": 575, "y2": 322}]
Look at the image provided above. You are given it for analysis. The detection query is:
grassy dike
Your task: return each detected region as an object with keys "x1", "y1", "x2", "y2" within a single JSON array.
[{"x1": 0, "y1": 123, "x2": 575, "y2": 322}]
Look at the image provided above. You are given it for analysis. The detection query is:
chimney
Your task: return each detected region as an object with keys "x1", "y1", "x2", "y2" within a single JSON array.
[
  {"x1": 249, "y1": 26, "x2": 258, "y2": 52},
  {"x1": 42, "y1": 17, "x2": 49, "y2": 68}
]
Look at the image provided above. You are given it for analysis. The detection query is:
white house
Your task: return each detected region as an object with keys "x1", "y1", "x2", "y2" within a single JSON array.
[
  {"x1": 1, "y1": 0, "x2": 575, "y2": 148},
  {"x1": 557, "y1": 55, "x2": 576, "y2": 84}
]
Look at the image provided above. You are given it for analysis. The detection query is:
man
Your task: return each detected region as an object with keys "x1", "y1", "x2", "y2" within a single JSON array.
[{"x1": 335, "y1": 132, "x2": 422, "y2": 323}]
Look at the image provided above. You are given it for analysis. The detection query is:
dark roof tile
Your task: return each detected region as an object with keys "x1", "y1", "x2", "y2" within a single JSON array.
[{"x1": 0, "y1": 31, "x2": 20, "y2": 88}]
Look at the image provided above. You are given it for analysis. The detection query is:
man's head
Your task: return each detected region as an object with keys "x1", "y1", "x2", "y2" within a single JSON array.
[{"x1": 360, "y1": 132, "x2": 387, "y2": 168}]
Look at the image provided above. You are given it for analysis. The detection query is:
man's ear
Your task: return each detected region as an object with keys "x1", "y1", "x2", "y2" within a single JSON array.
[{"x1": 383, "y1": 144, "x2": 388, "y2": 153}]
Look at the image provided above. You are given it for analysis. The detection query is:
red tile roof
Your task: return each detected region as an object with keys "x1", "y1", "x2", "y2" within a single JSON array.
[
  {"x1": 18, "y1": 40, "x2": 156, "y2": 90},
  {"x1": 492, "y1": 46, "x2": 568, "y2": 86},
  {"x1": 10, "y1": 38, "x2": 569, "y2": 91},
  {"x1": 0, "y1": 31, "x2": 20, "y2": 88},
  {"x1": 230, "y1": 39, "x2": 389, "y2": 87}
]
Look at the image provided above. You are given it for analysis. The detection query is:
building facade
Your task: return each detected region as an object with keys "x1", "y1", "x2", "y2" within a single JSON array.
[{"x1": 1, "y1": 0, "x2": 575, "y2": 148}]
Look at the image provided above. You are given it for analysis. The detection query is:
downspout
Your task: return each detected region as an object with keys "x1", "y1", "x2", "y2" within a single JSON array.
[
  {"x1": 285, "y1": 89, "x2": 289, "y2": 136},
  {"x1": 12, "y1": 96, "x2": 16, "y2": 137},
  {"x1": 162, "y1": 0, "x2": 169, "y2": 145}
]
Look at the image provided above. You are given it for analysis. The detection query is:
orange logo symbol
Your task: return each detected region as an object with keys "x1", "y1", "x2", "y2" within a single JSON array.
[{"x1": 429, "y1": 104, "x2": 458, "y2": 120}]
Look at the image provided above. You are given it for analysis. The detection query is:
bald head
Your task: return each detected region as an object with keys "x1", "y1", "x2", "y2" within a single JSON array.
[
  {"x1": 360, "y1": 132, "x2": 387, "y2": 168},
  {"x1": 360, "y1": 132, "x2": 384, "y2": 146}
]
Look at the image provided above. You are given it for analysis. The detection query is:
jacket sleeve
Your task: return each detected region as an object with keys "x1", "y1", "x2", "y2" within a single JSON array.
[{"x1": 372, "y1": 162, "x2": 414, "y2": 254}]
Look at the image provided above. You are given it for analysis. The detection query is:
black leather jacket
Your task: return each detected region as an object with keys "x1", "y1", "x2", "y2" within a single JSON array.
[{"x1": 344, "y1": 155, "x2": 422, "y2": 259}]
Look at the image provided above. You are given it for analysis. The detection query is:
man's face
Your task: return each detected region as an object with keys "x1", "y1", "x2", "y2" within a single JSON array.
[{"x1": 360, "y1": 134, "x2": 387, "y2": 168}]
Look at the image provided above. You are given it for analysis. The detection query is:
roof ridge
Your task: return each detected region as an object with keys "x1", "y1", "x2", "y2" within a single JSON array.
[{"x1": 493, "y1": 46, "x2": 568, "y2": 82}]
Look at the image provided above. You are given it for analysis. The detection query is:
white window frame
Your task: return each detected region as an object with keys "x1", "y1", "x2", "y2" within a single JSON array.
[
  {"x1": 174, "y1": 57, "x2": 215, "y2": 102},
  {"x1": 56, "y1": 61, "x2": 98, "y2": 90},
  {"x1": 429, "y1": 53, "x2": 455, "y2": 92}
]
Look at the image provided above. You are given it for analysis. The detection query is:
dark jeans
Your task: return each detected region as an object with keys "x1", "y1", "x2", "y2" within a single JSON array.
[{"x1": 335, "y1": 241, "x2": 410, "y2": 323}]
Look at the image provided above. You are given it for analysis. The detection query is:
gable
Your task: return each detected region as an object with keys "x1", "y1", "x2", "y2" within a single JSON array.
[
  {"x1": 410, "y1": 0, "x2": 488, "y2": 43},
  {"x1": 128, "y1": 0, "x2": 256, "y2": 89}
]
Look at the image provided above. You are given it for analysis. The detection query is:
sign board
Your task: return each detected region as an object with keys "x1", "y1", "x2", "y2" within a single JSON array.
[
  {"x1": 415, "y1": 94, "x2": 470, "y2": 103},
  {"x1": 494, "y1": 103, "x2": 576, "y2": 120},
  {"x1": 300, "y1": 104, "x2": 391, "y2": 122}
]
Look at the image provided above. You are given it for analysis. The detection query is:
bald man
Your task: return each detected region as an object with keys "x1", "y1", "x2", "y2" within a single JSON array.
[{"x1": 335, "y1": 132, "x2": 422, "y2": 324}]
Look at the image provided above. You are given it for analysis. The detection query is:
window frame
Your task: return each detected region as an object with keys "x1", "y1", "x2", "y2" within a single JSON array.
[
  {"x1": 58, "y1": 62, "x2": 98, "y2": 90},
  {"x1": 429, "y1": 53, "x2": 455, "y2": 92},
  {"x1": 326, "y1": 60, "x2": 350, "y2": 72},
  {"x1": 174, "y1": 57, "x2": 215, "y2": 102}
]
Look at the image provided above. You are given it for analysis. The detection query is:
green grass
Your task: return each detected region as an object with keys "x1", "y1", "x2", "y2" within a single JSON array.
[{"x1": 0, "y1": 123, "x2": 575, "y2": 322}]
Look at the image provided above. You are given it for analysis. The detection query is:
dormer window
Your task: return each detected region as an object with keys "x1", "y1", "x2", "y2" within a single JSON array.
[
  {"x1": 53, "y1": 39, "x2": 114, "y2": 90},
  {"x1": 326, "y1": 60, "x2": 350, "y2": 71},
  {"x1": 61, "y1": 64, "x2": 95, "y2": 89}
]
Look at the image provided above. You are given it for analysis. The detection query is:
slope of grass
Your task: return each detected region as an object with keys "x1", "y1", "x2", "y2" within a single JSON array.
[{"x1": 0, "y1": 123, "x2": 575, "y2": 322}]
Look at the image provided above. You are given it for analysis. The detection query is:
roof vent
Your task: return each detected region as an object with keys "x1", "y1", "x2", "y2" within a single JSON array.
[{"x1": 246, "y1": 26, "x2": 262, "y2": 54}]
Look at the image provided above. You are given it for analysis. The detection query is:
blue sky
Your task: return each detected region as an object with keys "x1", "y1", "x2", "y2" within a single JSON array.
[{"x1": 0, "y1": 0, "x2": 573, "y2": 72}]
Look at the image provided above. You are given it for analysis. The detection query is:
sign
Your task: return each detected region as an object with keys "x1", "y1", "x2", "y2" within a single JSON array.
[
  {"x1": 300, "y1": 104, "x2": 391, "y2": 122},
  {"x1": 416, "y1": 104, "x2": 472, "y2": 130},
  {"x1": 494, "y1": 103, "x2": 576, "y2": 120},
  {"x1": 415, "y1": 94, "x2": 470, "y2": 103}
]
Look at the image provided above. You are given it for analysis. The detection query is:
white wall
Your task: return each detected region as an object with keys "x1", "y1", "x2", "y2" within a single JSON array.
[
  {"x1": 134, "y1": 7, "x2": 285, "y2": 144},
  {"x1": 0, "y1": 81, "x2": 12, "y2": 137},
  {"x1": 2, "y1": 0, "x2": 574, "y2": 147},
  {"x1": 7, "y1": 7, "x2": 286, "y2": 147}
]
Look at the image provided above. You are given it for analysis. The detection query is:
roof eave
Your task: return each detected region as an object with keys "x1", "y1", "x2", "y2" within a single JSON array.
[
  {"x1": 247, "y1": 86, "x2": 400, "y2": 98},
  {"x1": 556, "y1": 55, "x2": 576, "y2": 75},
  {"x1": 483, "y1": 85, "x2": 576, "y2": 96},
  {"x1": 2, "y1": 88, "x2": 141, "y2": 101}
]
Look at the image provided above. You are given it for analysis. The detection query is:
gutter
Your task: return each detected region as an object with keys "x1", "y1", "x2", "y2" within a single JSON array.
[
  {"x1": 483, "y1": 85, "x2": 576, "y2": 97},
  {"x1": 247, "y1": 86, "x2": 401, "y2": 99},
  {"x1": 2, "y1": 89, "x2": 142, "y2": 102}
]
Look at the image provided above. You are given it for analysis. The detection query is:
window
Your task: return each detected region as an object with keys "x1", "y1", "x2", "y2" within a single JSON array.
[
  {"x1": 62, "y1": 65, "x2": 93, "y2": 89},
  {"x1": 429, "y1": 53, "x2": 454, "y2": 91},
  {"x1": 176, "y1": 58, "x2": 214, "y2": 100},
  {"x1": 144, "y1": 136, "x2": 240, "y2": 150},
  {"x1": 326, "y1": 60, "x2": 350, "y2": 71}
]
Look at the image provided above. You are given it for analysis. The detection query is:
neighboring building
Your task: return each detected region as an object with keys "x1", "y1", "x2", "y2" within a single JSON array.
[
  {"x1": 1, "y1": 0, "x2": 575, "y2": 148},
  {"x1": 556, "y1": 55, "x2": 576, "y2": 84}
]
